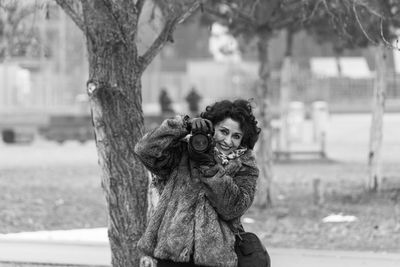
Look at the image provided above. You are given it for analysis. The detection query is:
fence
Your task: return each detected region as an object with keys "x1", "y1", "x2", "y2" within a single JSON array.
[
  {"x1": 3, "y1": 60, "x2": 400, "y2": 114},
  {"x1": 269, "y1": 70, "x2": 400, "y2": 113}
]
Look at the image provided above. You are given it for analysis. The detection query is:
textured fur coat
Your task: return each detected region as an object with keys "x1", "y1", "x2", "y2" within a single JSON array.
[{"x1": 134, "y1": 116, "x2": 259, "y2": 267}]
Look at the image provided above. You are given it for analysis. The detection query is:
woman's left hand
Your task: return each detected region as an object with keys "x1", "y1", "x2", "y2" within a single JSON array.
[
  {"x1": 198, "y1": 158, "x2": 242, "y2": 178},
  {"x1": 198, "y1": 164, "x2": 222, "y2": 177},
  {"x1": 224, "y1": 158, "x2": 242, "y2": 175}
]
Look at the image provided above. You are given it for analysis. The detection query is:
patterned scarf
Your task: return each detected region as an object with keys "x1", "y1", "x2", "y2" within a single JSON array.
[{"x1": 214, "y1": 146, "x2": 247, "y2": 165}]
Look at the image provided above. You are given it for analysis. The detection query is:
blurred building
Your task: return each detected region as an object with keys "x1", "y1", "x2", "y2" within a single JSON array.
[
  {"x1": 0, "y1": 4, "x2": 88, "y2": 113},
  {"x1": 2, "y1": 4, "x2": 399, "y2": 119},
  {"x1": 0, "y1": 3, "x2": 89, "y2": 143},
  {"x1": 143, "y1": 22, "x2": 400, "y2": 114}
]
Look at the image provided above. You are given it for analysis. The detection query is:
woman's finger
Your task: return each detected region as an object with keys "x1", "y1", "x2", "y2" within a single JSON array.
[
  {"x1": 194, "y1": 120, "x2": 202, "y2": 131},
  {"x1": 200, "y1": 120, "x2": 208, "y2": 132},
  {"x1": 205, "y1": 119, "x2": 214, "y2": 134}
]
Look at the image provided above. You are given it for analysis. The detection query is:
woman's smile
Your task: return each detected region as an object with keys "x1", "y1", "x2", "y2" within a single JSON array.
[
  {"x1": 213, "y1": 118, "x2": 243, "y2": 155},
  {"x1": 220, "y1": 144, "x2": 231, "y2": 150}
]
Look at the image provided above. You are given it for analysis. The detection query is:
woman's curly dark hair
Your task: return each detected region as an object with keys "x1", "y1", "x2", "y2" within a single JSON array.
[{"x1": 200, "y1": 99, "x2": 261, "y2": 149}]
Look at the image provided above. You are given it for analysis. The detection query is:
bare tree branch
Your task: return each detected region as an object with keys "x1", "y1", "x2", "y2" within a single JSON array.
[
  {"x1": 138, "y1": 18, "x2": 177, "y2": 71},
  {"x1": 250, "y1": 0, "x2": 261, "y2": 16},
  {"x1": 136, "y1": 0, "x2": 146, "y2": 17},
  {"x1": 321, "y1": 0, "x2": 336, "y2": 21},
  {"x1": 225, "y1": 1, "x2": 258, "y2": 26},
  {"x1": 138, "y1": 0, "x2": 203, "y2": 71},
  {"x1": 353, "y1": 2, "x2": 378, "y2": 45},
  {"x1": 354, "y1": 0, "x2": 384, "y2": 18},
  {"x1": 176, "y1": 0, "x2": 204, "y2": 24},
  {"x1": 305, "y1": 0, "x2": 324, "y2": 21},
  {"x1": 55, "y1": 0, "x2": 85, "y2": 32},
  {"x1": 203, "y1": 5, "x2": 230, "y2": 23},
  {"x1": 379, "y1": 18, "x2": 400, "y2": 50}
]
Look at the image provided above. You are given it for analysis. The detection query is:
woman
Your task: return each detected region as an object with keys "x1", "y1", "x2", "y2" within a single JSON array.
[{"x1": 135, "y1": 99, "x2": 261, "y2": 267}]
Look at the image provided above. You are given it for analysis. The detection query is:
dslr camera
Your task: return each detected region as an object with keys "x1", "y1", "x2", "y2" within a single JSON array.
[
  {"x1": 187, "y1": 119, "x2": 215, "y2": 163},
  {"x1": 189, "y1": 131, "x2": 214, "y2": 154}
]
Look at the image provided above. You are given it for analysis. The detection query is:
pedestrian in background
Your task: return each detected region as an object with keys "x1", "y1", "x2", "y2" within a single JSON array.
[
  {"x1": 185, "y1": 87, "x2": 202, "y2": 116},
  {"x1": 159, "y1": 88, "x2": 174, "y2": 114}
]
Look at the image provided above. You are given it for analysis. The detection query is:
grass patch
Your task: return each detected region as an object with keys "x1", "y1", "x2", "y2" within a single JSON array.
[
  {"x1": 1, "y1": 159, "x2": 399, "y2": 253},
  {"x1": 0, "y1": 163, "x2": 106, "y2": 233},
  {"x1": 246, "y1": 161, "x2": 400, "y2": 252}
]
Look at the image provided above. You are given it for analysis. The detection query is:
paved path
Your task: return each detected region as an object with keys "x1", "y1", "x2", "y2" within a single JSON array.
[
  {"x1": 271, "y1": 248, "x2": 400, "y2": 267},
  {"x1": 1, "y1": 237, "x2": 400, "y2": 266},
  {"x1": 0, "y1": 240, "x2": 110, "y2": 266}
]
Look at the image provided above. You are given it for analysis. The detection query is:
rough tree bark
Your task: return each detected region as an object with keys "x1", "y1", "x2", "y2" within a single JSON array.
[
  {"x1": 82, "y1": 3, "x2": 149, "y2": 266},
  {"x1": 56, "y1": 1, "x2": 202, "y2": 266},
  {"x1": 254, "y1": 31, "x2": 273, "y2": 208},
  {"x1": 367, "y1": 43, "x2": 387, "y2": 192}
]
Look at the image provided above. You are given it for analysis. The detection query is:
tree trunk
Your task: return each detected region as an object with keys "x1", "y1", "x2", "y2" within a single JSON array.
[
  {"x1": 367, "y1": 44, "x2": 387, "y2": 192},
  {"x1": 254, "y1": 31, "x2": 273, "y2": 208},
  {"x1": 56, "y1": 1, "x2": 202, "y2": 266},
  {"x1": 83, "y1": 10, "x2": 148, "y2": 267},
  {"x1": 87, "y1": 43, "x2": 149, "y2": 267},
  {"x1": 335, "y1": 53, "x2": 342, "y2": 77},
  {"x1": 278, "y1": 29, "x2": 294, "y2": 153},
  {"x1": 333, "y1": 47, "x2": 343, "y2": 77}
]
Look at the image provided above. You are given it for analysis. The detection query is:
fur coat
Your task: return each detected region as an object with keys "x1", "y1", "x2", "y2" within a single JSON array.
[{"x1": 134, "y1": 116, "x2": 259, "y2": 267}]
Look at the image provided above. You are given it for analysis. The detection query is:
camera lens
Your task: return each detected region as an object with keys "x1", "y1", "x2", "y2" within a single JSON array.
[{"x1": 190, "y1": 133, "x2": 209, "y2": 153}]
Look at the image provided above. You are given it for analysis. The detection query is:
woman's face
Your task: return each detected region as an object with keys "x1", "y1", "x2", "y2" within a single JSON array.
[{"x1": 213, "y1": 117, "x2": 243, "y2": 155}]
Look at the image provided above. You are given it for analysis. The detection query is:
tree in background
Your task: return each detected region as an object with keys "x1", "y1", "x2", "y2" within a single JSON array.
[
  {"x1": 0, "y1": 0, "x2": 41, "y2": 61},
  {"x1": 361, "y1": 0, "x2": 400, "y2": 192},
  {"x1": 203, "y1": 0, "x2": 399, "y2": 201},
  {"x1": 55, "y1": 1, "x2": 204, "y2": 266},
  {"x1": 277, "y1": 26, "x2": 300, "y2": 157},
  {"x1": 305, "y1": 0, "x2": 400, "y2": 192},
  {"x1": 203, "y1": 0, "x2": 315, "y2": 207}
]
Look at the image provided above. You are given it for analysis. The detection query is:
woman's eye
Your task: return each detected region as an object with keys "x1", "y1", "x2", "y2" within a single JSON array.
[
  {"x1": 233, "y1": 135, "x2": 241, "y2": 140},
  {"x1": 221, "y1": 129, "x2": 228, "y2": 135}
]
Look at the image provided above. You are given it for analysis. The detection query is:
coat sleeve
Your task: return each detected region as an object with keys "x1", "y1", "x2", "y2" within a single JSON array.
[
  {"x1": 199, "y1": 154, "x2": 259, "y2": 221},
  {"x1": 134, "y1": 115, "x2": 189, "y2": 178}
]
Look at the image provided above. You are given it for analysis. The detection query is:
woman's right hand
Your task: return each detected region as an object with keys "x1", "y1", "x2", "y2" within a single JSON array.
[{"x1": 189, "y1": 118, "x2": 214, "y2": 134}]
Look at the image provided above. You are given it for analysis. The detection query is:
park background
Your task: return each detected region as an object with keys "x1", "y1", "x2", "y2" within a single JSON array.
[{"x1": 0, "y1": 1, "x2": 400, "y2": 266}]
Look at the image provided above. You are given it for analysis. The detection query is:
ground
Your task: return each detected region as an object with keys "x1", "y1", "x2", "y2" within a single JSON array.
[
  {"x1": 248, "y1": 161, "x2": 400, "y2": 252},
  {"x1": 0, "y1": 114, "x2": 399, "y2": 254}
]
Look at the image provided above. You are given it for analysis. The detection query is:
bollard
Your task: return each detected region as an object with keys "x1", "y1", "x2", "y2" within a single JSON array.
[
  {"x1": 287, "y1": 101, "x2": 305, "y2": 146},
  {"x1": 313, "y1": 178, "x2": 324, "y2": 205},
  {"x1": 311, "y1": 101, "x2": 329, "y2": 143}
]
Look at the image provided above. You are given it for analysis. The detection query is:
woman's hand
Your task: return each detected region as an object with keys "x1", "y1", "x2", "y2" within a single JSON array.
[
  {"x1": 224, "y1": 158, "x2": 242, "y2": 175},
  {"x1": 201, "y1": 159, "x2": 242, "y2": 177},
  {"x1": 198, "y1": 164, "x2": 222, "y2": 177},
  {"x1": 189, "y1": 118, "x2": 214, "y2": 134}
]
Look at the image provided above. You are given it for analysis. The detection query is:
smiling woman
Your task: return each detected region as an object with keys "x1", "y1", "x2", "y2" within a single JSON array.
[
  {"x1": 134, "y1": 98, "x2": 261, "y2": 267},
  {"x1": 213, "y1": 118, "x2": 243, "y2": 155},
  {"x1": 201, "y1": 99, "x2": 261, "y2": 151}
]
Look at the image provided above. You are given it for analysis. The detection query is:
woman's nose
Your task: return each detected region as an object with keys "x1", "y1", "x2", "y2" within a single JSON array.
[{"x1": 224, "y1": 135, "x2": 232, "y2": 145}]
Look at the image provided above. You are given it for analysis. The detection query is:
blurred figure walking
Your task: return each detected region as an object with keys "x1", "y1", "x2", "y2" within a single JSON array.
[
  {"x1": 159, "y1": 88, "x2": 174, "y2": 114},
  {"x1": 185, "y1": 87, "x2": 202, "y2": 116}
]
